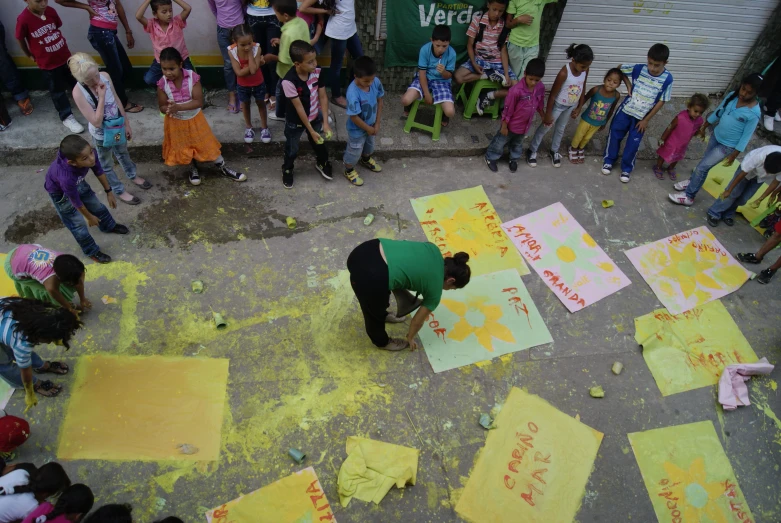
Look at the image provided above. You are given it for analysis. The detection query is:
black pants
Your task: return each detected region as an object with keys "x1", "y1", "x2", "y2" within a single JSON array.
[
  {"x1": 767, "y1": 87, "x2": 781, "y2": 117},
  {"x1": 347, "y1": 239, "x2": 390, "y2": 347},
  {"x1": 41, "y1": 64, "x2": 76, "y2": 121},
  {"x1": 283, "y1": 114, "x2": 329, "y2": 172}
]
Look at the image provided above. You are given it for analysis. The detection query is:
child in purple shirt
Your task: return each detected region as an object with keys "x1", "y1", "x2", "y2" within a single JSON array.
[
  {"x1": 44, "y1": 135, "x2": 129, "y2": 264},
  {"x1": 484, "y1": 58, "x2": 545, "y2": 173}
]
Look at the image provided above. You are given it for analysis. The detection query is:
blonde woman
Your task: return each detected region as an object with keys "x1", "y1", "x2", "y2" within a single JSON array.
[{"x1": 67, "y1": 53, "x2": 151, "y2": 205}]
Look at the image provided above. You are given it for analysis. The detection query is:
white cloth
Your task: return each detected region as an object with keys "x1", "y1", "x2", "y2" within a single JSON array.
[
  {"x1": 325, "y1": 0, "x2": 356, "y2": 40},
  {"x1": 718, "y1": 357, "x2": 775, "y2": 411},
  {"x1": 0, "y1": 470, "x2": 29, "y2": 493},
  {"x1": 554, "y1": 63, "x2": 586, "y2": 107},
  {"x1": 740, "y1": 145, "x2": 781, "y2": 183},
  {"x1": 0, "y1": 469, "x2": 37, "y2": 523}
]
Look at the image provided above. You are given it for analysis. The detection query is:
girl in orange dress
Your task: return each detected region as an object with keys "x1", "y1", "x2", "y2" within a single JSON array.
[{"x1": 155, "y1": 47, "x2": 246, "y2": 186}]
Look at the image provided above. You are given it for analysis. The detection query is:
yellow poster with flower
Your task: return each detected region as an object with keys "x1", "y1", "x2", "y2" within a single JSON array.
[
  {"x1": 624, "y1": 227, "x2": 751, "y2": 315},
  {"x1": 628, "y1": 421, "x2": 754, "y2": 523}
]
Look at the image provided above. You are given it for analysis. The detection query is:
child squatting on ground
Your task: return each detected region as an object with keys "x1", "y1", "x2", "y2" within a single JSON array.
[
  {"x1": 44, "y1": 135, "x2": 130, "y2": 264},
  {"x1": 228, "y1": 23, "x2": 271, "y2": 145},
  {"x1": 654, "y1": 93, "x2": 709, "y2": 181},
  {"x1": 22, "y1": 482, "x2": 93, "y2": 523},
  {"x1": 568, "y1": 68, "x2": 622, "y2": 164},
  {"x1": 484, "y1": 58, "x2": 546, "y2": 173},
  {"x1": 136, "y1": 0, "x2": 193, "y2": 86},
  {"x1": 343, "y1": 56, "x2": 384, "y2": 187},
  {"x1": 603, "y1": 43, "x2": 674, "y2": 183},
  {"x1": 401, "y1": 24, "x2": 456, "y2": 125},
  {"x1": 280, "y1": 39, "x2": 333, "y2": 189},
  {"x1": 527, "y1": 43, "x2": 592, "y2": 168},
  {"x1": 156, "y1": 47, "x2": 246, "y2": 186}
]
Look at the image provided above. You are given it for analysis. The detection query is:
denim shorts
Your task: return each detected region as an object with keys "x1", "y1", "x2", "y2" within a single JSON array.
[
  {"x1": 237, "y1": 83, "x2": 267, "y2": 104},
  {"x1": 343, "y1": 133, "x2": 375, "y2": 166}
]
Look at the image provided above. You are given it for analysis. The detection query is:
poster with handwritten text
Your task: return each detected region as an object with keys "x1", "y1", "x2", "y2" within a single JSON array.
[
  {"x1": 456, "y1": 388, "x2": 603, "y2": 523},
  {"x1": 502, "y1": 203, "x2": 631, "y2": 312},
  {"x1": 634, "y1": 301, "x2": 758, "y2": 396},
  {"x1": 625, "y1": 227, "x2": 751, "y2": 315},
  {"x1": 410, "y1": 186, "x2": 529, "y2": 277},
  {"x1": 418, "y1": 269, "x2": 551, "y2": 373},
  {"x1": 205, "y1": 467, "x2": 335, "y2": 523},
  {"x1": 629, "y1": 422, "x2": 754, "y2": 523}
]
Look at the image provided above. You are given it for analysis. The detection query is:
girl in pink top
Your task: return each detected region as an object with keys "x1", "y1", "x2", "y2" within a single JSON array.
[
  {"x1": 655, "y1": 94, "x2": 709, "y2": 180},
  {"x1": 136, "y1": 0, "x2": 193, "y2": 86},
  {"x1": 4, "y1": 245, "x2": 90, "y2": 314},
  {"x1": 22, "y1": 483, "x2": 93, "y2": 523}
]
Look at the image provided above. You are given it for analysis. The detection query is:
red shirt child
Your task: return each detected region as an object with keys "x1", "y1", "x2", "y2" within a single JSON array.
[{"x1": 15, "y1": 5, "x2": 71, "y2": 71}]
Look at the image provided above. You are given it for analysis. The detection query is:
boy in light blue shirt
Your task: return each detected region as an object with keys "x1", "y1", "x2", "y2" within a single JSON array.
[
  {"x1": 343, "y1": 56, "x2": 385, "y2": 187},
  {"x1": 401, "y1": 25, "x2": 457, "y2": 124},
  {"x1": 603, "y1": 43, "x2": 673, "y2": 183}
]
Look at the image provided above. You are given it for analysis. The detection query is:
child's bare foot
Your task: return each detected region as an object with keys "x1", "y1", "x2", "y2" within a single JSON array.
[{"x1": 34, "y1": 380, "x2": 63, "y2": 397}]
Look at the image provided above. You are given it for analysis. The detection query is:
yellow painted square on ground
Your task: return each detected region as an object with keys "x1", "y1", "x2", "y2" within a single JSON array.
[
  {"x1": 205, "y1": 467, "x2": 335, "y2": 523},
  {"x1": 455, "y1": 388, "x2": 603, "y2": 523},
  {"x1": 629, "y1": 421, "x2": 754, "y2": 522},
  {"x1": 410, "y1": 186, "x2": 529, "y2": 277},
  {"x1": 58, "y1": 355, "x2": 229, "y2": 461},
  {"x1": 0, "y1": 254, "x2": 17, "y2": 298},
  {"x1": 635, "y1": 300, "x2": 758, "y2": 396}
]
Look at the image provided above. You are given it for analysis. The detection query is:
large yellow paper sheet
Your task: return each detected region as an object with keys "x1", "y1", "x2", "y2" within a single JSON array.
[
  {"x1": 455, "y1": 388, "x2": 603, "y2": 523},
  {"x1": 58, "y1": 355, "x2": 229, "y2": 461},
  {"x1": 0, "y1": 254, "x2": 16, "y2": 297},
  {"x1": 634, "y1": 301, "x2": 758, "y2": 396},
  {"x1": 337, "y1": 436, "x2": 419, "y2": 506},
  {"x1": 624, "y1": 226, "x2": 751, "y2": 315},
  {"x1": 410, "y1": 186, "x2": 529, "y2": 276},
  {"x1": 629, "y1": 421, "x2": 754, "y2": 523},
  {"x1": 702, "y1": 161, "x2": 776, "y2": 234},
  {"x1": 205, "y1": 467, "x2": 335, "y2": 523}
]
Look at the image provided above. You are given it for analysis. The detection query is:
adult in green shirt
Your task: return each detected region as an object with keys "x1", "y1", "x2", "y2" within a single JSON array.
[
  {"x1": 346, "y1": 239, "x2": 471, "y2": 351},
  {"x1": 506, "y1": 0, "x2": 557, "y2": 79}
]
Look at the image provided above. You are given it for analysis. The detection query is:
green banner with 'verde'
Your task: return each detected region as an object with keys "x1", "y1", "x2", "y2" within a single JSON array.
[{"x1": 385, "y1": 1, "x2": 484, "y2": 68}]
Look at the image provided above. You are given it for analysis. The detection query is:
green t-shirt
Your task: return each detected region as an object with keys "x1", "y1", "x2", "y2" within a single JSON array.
[
  {"x1": 379, "y1": 239, "x2": 444, "y2": 311},
  {"x1": 507, "y1": 0, "x2": 557, "y2": 48},
  {"x1": 277, "y1": 17, "x2": 310, "y2": 78}
]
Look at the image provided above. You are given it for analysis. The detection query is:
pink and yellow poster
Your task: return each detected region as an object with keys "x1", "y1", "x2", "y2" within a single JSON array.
[{"x1": 502, "y1": 203, "x2": 631, "y2": 312}]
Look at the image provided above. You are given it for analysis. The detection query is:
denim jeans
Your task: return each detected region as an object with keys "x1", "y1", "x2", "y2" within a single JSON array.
[
  {"x1": 41, "y1": 64, "x2": 75, "y2": 121},
  {"x1": 247, "y1": 14, "x2": 280, "y2": 99},
  {"x1": 283, "y1": 114, "x2": 329, "y2": 171},
  {"x1": 486, "y1": 131, "x2": 525, "y2": 161},
  {"x1": 95, "y1": 139, "x2": 138, "y2": 195},
  {"x1": 343, "y1": 133, "x2": 375, "y2": 166},
  {"x1": 685, "y1": 134, "x2": 735, "y2": 200},
  {"x1": 49, "y1": 182, "x2": 117, "y2": 256},
  {"x1": 329, "y1": 33, "x2": 363, "y2": 99},
  {"x1": 87, "y1": 26, "x2": 131, "y2": 108},
  {"x1": 144, "y1": 57, "x2": 193, "y2": 87},
  {"x1": 530, "y1": 101, "x2": 574, "y2": 154},
  {"x1": 216, "y1": 25, "x2": 238, "y2": 95},
  {"x1": 707, "y1": 167, "x2": 763, "y2": 220},
  {"x1": 0, "y1": 344, "x2": 43, "y2": 388},
  {"x1": 0, "y1": 21, "x2": 28, "y2": 101}
]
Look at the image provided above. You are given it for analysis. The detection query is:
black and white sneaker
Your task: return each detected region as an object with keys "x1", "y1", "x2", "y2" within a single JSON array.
[
  {"x1": 316, "y1": 161, "x2": 333, "y2": 180},
  {"x1": 282, "y1": 169, "x2": 294, "y2": 189},
  {"x1": 484, "y1": 157, "x2": 498, "y2": 172},
  {"x1": 220, "y1": 163, "x2": 247, "y2": 182},
  {"x1": 189, "y1": 165, "x2": 201, "y2": 186},
  {"x1": 757, "y1": 268, "x2": 777, "y2": 284},
  {"x1": 526, "y1": 149, "x2": 537, "y2": 167},
  {"x1": 476, "y1": 91, "x2": 493, "y2": 116},
  {"x1": 488, "y1": 71, "x2": 505, "y2": 83},
  {"x1": 619, "y1": 172, "x2": 630, "y2": 183},
  {"x1": 550, "y1": 151, "x2": 561, "y2": 168}
]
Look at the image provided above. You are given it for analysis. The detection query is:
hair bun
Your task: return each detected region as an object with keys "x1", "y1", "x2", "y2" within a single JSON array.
[{"x1": 453, "y1": 252, "x2": 470, "y2": 264}]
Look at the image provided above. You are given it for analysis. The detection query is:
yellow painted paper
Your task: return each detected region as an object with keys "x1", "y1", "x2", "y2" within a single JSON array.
[
  {"x1": 702, "y1": 162, "x2": 777, "y2": 234},
  {"x1": 455, "y1": 388, "x2": 603, "y2": 523},
  {"x1": 58, "y1": 355, "x2": 228, "y2": 461},
  {"x1": 0, "y1": 254, "x2": 16, "y2": 298},
  {"x1": 205, "y1": 467, "x2": 336, "y2": 523},
  {"x1": 337, "y1": 436, "x2": 419, "y2": 507},
  {"x1": 629, "y1": 421, "x2": 754, "y2": 523},
  {"x1": 624, "y1": 226, "x2": 751, "y2": 315},
  {"x1": 410, "y1": 186, "x2": 529, "y2": 276},
  {"x1": 634, "y1": 301, "x2": 758, "y2": 396}
]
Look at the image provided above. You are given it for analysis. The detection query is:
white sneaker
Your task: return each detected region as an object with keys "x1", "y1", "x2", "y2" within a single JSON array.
[
  {"x1": 668, "y1": 192, "x2": 693, "y2": 206},
  {"x1": 62, "y1": 115, "x2": 84, "y2": 134},
  {"x1": 601, "y1": 163, "x2": 612, "y2": 175},
  {"x1": 673, "y1": 179, "x2": 690, "y2": 191},
  {"x1": 764, "y1": 115, "x2": 775, "y2": 131},
  {"x1": 776, "y1": 111, "x2": 781, "y2": 122}
]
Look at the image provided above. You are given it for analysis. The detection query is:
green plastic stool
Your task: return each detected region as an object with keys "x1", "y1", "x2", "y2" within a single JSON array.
[
  {"x1": 457, "y1": 79, "x2": 502, "y2": 120},
  {"x1": 403, "y1": 99, "x2": 443, "y2": 141}
]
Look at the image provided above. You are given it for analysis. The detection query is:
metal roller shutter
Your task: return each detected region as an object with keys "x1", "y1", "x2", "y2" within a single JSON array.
[{"x1": 546, "y1": 0, "x2": 778, "y2": 96}]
